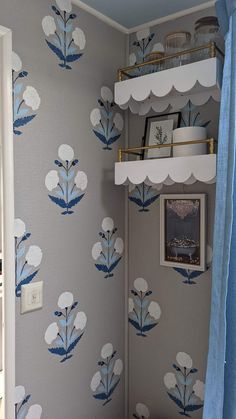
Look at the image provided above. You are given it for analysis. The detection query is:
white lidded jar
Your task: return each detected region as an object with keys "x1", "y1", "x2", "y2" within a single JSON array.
[{"x1": 173, "y1": 126, "x2": 207, "y2": 157}]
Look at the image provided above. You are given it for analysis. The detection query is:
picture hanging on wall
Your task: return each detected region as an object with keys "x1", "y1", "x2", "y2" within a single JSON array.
[
  {"x1": 160, "y1": 194, "x2": 206, "y2": 271},
  {"x1": 143, "y1": 112, "x2": 181, "y2": 159}
]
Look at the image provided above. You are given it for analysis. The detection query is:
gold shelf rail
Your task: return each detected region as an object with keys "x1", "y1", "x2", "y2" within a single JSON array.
[
  {"x1": 118, "y1": 42, "x2": 224, "y2": 82},
  {"x1": 118, "y1": 138, "x2": 216, "y2": 162}
]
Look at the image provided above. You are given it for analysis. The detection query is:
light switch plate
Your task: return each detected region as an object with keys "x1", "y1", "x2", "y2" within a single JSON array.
[{"x1": 21, "y1": 281, "x2": 43, "y2": 314}]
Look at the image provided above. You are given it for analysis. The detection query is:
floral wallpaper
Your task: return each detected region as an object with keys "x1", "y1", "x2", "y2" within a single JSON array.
[
  {"x1": 42, "y1": 0, "x2": 86, "y2": 69},
  {"x1": 133, "y1": 403, "x2": 150, "y2": 419},
  {"x1": 90, "y1": 342, "x2": 123, "y2": 406},
  {"x1": 92, "y1": 217, "x2": 124, "y2": 279},
  {"x1": 45, "y1": 291, "x2": 87, "y2": 363},
  {"x1": 14, "y1": 218, "x2": 43, "y2": 298},
  {"x1": 164, "y1": 352, "x2": 205, "y2": 417},
  {"x1": 15, "y1": 385, "x2": 42, "y2": 419},
  {"x1": 12, "y1": 52, "x2": 41, "y2": 136},
  {"x1": 1, "y1": 0, "x2": 216, "y2": 417},
  {"x1": 6, "y1": 0, "x2": 125, "y2": 417},
  {"x1": 90, "y1": 86, "x2": 124, "y2": 151},
  {"x1": 128, "y1": 278, "x2": 161, "y2": 337},
  {"x1": 45, "y1": 144, "x2": 88, "y2": 215}
]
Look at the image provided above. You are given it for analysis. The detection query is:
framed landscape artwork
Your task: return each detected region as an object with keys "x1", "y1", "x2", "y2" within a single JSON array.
[{"x1": 160, "y1": 194, "x2": 206, "y2": 271}]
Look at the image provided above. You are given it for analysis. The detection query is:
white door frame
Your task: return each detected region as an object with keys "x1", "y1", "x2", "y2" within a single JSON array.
[{"x1": 0, "y1": 25, "x2": 15, "y2": 419}]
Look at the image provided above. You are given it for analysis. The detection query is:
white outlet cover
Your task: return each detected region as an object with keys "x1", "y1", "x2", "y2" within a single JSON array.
[{"x1": 21, "y1": 281, "x2": 43, "y2": 314}]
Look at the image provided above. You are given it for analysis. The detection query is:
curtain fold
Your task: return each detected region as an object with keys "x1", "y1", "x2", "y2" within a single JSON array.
[{"x1": 203, "y1": 1, "x2": 236, "y2": 418}]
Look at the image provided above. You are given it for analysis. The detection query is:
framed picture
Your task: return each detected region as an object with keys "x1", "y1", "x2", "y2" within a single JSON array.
[
  {"x1": 143, "y1": 112, "x2": 181, "y2": 159},
  {"x1": 160, "y1": 194, "x2": 206, "y2": 271}
]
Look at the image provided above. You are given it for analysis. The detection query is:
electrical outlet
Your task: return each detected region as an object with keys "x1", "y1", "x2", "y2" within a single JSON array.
[{"x1": 21, "y1": 281, "x2": 43, "y2": 314}]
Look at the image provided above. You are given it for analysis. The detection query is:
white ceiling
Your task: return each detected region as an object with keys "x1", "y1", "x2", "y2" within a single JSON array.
[{"x1": 75, "y1": 0, "x2": 215, "y2": 31}]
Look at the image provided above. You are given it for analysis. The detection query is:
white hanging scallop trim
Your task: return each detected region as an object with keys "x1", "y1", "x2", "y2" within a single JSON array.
[
  {"x1": 115, "y1": 57, "x2": 222, "y2": 115},
  {"x1": 115, "y1": 155, "x2": 216, "y2": 186}
]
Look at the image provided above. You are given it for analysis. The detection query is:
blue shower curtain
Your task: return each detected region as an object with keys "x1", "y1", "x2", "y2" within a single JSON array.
[{"x1": 203, "y1": 1, "x2": 236, "y2": 418}]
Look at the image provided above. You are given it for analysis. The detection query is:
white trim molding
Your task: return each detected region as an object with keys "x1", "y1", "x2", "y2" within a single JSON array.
[
  {"x1": 0, "y1": 24, "x2": 15, "y2": 419},
  {"x1": 130, "y1": 1, "x2": 216, "y2": 34},
  {"x1": 72, "y1": 0, "x2": 216, "y2": 34}
]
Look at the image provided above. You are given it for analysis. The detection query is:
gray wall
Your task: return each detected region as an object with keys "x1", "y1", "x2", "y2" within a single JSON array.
[
  {"x1": 0, "y1": 0, "x2": 126, "y2": 418},
  {"x1": 127, "y1": 8, "x2": 219, "y2": 419}
]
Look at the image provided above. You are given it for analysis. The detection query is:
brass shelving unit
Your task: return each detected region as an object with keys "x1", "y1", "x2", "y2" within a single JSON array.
[
  {"x1": 118, "y1": 138, "x2": 216, "y2": 162},
  {"x1": 117, "y1": 42, "x2": 224, "y2": 82}
]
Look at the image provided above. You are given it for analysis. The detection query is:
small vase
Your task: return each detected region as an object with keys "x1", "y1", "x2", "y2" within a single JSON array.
[{"x1": 173, "y1": 126, "x2": 207, "y2": 157}]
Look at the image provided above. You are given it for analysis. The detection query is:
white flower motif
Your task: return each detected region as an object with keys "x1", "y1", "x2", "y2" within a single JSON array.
[
  {"x1": 114, "y1": 359, "x2": 123, "y2": 376},
  {"x1": 136, "y1": 403, "x2": 150, "y2": 418},
  {"x1": 90, "y1": 371, "x2": 102, "y2": 392},
  {"x1": 148, "y1": 301, "x2": 161, "y2": 320},
  {"x1": 58, "y1": 144, "x2": 74, "y2": 162},
  {"x1": 136, "y1": 28, "x2": 150, "y2": 41},
  {"x1": 12, "y1": 51, "x2": 22, "y2": 72},
  {"x1": 23, "y1": 86, "x2": 41, "y2": 111},
  {"x1": 101, "y1": 86, "x2": 113, "y2": 103},
  {"x1": 42, "y1": 16, "x2": 56, "y2": 36},
  {"x1": 14, "y1": 218, "x2": 26, "y2": 238},
  {"x1": 102, "y1": 217, "x2": 114, "y2": 232},
  {"x1": 45, "y1": 170, "x2": 59, "y2": 191},
  {"x1": 164, "y1": 372, "x2": 177, "y2": 389},
  {"x1": 129, "y1": 53, "x2": 136, "y2": 66},
  {"x1": 193, "y1": 380, "x2": 205, "y2": 401},
  {"x1": 113, "y1": 113, "x2": 124, "y2": 131},
  {"x1": 58, "y1": 291, "x2": 74, "y2": 309},
  {"x1": 55, "y1": 0, "x2": 72, "y2": 12},
  {"x1": 92, "y1": 242, "x2": 103, "y2": 260},
  {"x1": 176, "y1": 352, "x2": 193, "y2": 369},
  {"x1": 90, "y1": 108, "x2": 101, "y2": 126},
  {"x1": 75, "y1": 171, "x2": 88, "y2": 191},
  {"x1": 25, "y1": 245, "x2": 42, "y2": 267},
  {"x1": 72, "y1": 27, "x2": 86, "y2": 49},
  {"x1": 45, "y1": 322, "x2": 59, "y2": 344},
  {"x1": 74, "y1": 311, "x2": 87, "y2": 330},
  {"x1": 25, "y1": 405, "x2": 42, "y2": 419},
  {"x1": 114, "y1": 237, "x2": 124, "y2": 255},
  {"x1": 134, "y1": 277, "x2": 148, "y2": 293},
  {"x1": 101, "y1": 343, "x2": 113, "y2": 359},
  {"x1": 128, "y1": 298, "x2": 134, "y2": 313},
  {"x1": 152, "y1": 42, "x2": 164, "y2": 52},
  {"x1": 15, "y1": 385, "x2": 25, "y2": 404}
]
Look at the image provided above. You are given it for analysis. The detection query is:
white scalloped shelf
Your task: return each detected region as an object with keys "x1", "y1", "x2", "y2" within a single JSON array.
[
  {"x1": 115, "y1": 58, "x2": 222, "y2": 115},
  {"x1": 115, "y1": 154, "x2": 216, "y2": 186}
]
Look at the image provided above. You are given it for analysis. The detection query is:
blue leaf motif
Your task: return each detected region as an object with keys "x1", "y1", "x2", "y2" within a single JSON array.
[
  {"x1": 142, "y1": 323, "x2": 158, "y2": 332},
  {"x1": 16, "y1": 270, "x2": 39, "y2": 297},
  {"x1": 45, "y1": 39, "x2": 65, "y2": 61},
  {"x1": 14, "y1": 83, "x2": 23, "y2": 95},
  {"x1": 95, "y1": 263, "x2": 109, "y2": 273},
  {"x1": 109, "y1": 257, "x2": 122, "y2": 273},
  {"x1": 167, "y1": 392, "x2": 184, "y2": 409},
  {"x1": 93, "y1": 130, "x2": 107, "y2": 145},
  {"x1": 68, "y1": 194, "x2": 85, "y2": 209},
  {"x1": 17, "y1": 108, "x2": 29, "y2": 118},
  {"x1": 14, "y1": 115, "x2": 36, "y2": 128},
  {"x1": 16, "y1": 245, "x2": 26, "y2": 260},
  {"x1": 48, "y1": 346, "x2": 67, "y2": 356},
  {"x1": 48, "y1": 195, "x2": 67, "y2": 209},
  {"x1": 128, "y1": 318, "x2": 141, "y2": 332},
  {"x1": 107, "y1": 134, "x2": 121, "y2": 146},
  {"x1": 185, "y1": 404, "x2": 204, "y2": 412},
  {"x1": 93, "y1": 392, "x2": 107, "y2": 401},
  {"x1": 57, "y1": 19, "x2": 73, "y2": 32},
  {"x1": 66, "y1": 53, "x2": 83, "y2": 63},
  {"x1": 67, "y1": 332, "x2": 84, "y2": 354}
]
